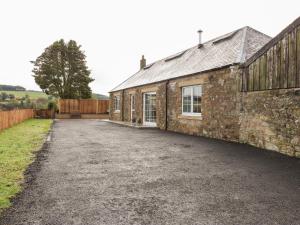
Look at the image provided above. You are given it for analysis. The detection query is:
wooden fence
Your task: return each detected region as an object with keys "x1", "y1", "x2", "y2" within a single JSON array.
[
  {"x1": 58, "y1": 99, "x2": 109, "y2": 114},
  {"x1": 0, "y1": 109, "x2": 34, "y2": 132},
  {"x1": 34, "y1": 109, "x2": 54, "y2": 119},
  {"x1": 242, "y1": 17, "x2": 300, "y2": 92}
]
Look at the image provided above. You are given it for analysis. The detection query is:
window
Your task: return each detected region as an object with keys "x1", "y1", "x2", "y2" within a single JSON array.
[
  {"x1": 182, "y1": 85, "x2": 202, "y2": 115},
  {"x1": 143, "y1": 92, "x2": 156, "y2": 125},
  {"x1": 114, "y1": 96, "x2": 120, "y2": 112}
]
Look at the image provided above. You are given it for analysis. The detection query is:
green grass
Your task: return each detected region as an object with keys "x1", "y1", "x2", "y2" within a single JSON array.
[
  {"x1": 0, "y1": 119, "x2": 52, "y2": 212},
  {"x1": 2, "y1": 91, "x2": 48, "y2": 100},
  {"x1": 3, "y1": 91, "x2": 108, "y2": 100}
]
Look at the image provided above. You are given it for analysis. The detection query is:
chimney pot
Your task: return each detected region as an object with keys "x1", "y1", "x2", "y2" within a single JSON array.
[
  {"x1": 198, "y1": 30, "x2": 203, "y2": 48},
  {"x1": 140, "y1": 55, "x2": 146, "y2": 70}
]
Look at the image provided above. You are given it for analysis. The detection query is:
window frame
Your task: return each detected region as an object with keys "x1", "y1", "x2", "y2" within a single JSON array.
[
  {"x1": 114, "y1": 95, "x2": 120, "y2": 112},
  {"x1": 131, "y1": 94, "x2": 135, "y2": 111},
  {"x1": 143, "y1": 92, "x2": 157, "y2": 126},
  {"x1": 181, "y1": 85, "x2": 202, "y2": 116}
]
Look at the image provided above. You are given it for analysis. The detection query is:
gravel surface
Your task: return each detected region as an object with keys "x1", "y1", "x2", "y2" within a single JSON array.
[{"x1": 0, "y1": 119, "x2": 299, "y2": 225}]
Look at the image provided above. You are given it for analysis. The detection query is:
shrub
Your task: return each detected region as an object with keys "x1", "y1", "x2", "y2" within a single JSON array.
[{"x1": 48, "y1": 101, "x2": 57, "y2": 111}]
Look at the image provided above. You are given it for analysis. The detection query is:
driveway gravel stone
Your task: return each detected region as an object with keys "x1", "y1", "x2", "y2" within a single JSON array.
[{"x1": 0, "y1": 119, "x2": 299, "y2": 225}]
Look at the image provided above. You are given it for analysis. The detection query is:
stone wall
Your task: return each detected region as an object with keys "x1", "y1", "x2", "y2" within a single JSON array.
[
  {"x1": 167, "y1": 66, "x2": 240, "y2": 141},
  {"x1": 110, "y1": 66, "x2": 300, "y2": 158},
  {"x1": 110, "y1": 66, "x2": 241, "y2": 142},
  {"x1": 239, "y1": 88, "x2": 300, "y2": 157},
  {"x1": 237, "y1": 16, "x2": 300, "y2": 157}
]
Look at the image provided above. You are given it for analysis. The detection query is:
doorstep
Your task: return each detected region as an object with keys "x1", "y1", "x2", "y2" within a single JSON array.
[{"x1": 104, "y1": 120, "x2": 159, "y2": 129}]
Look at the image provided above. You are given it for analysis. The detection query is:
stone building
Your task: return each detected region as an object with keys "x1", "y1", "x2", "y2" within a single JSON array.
[{"x1": 109, "y1": 17, "x2": 300, "y2": 157}]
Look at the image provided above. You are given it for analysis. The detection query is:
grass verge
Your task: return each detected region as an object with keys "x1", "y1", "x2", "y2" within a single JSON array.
[{"x1": 0, "y1": 119, "x2": 52, "y2": 212}]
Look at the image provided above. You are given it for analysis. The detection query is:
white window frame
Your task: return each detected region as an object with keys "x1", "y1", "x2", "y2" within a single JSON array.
[
  {"x1": 143, "y1": 92, "x2": 157, "y2": 126},
  {"x1": 131, "y1": 94, "x2": 135, "y2": 111},
  {"x1": 181, "y1": 85, "x2": 202, "y2": 116},
  {"x1": 114, "y1": 95, "x2": 120, "y2": 112}
]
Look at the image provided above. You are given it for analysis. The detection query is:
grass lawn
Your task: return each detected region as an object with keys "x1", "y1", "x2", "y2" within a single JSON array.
[{"x1": 0, "y1": 119, "x2": 52, "y2": 212}]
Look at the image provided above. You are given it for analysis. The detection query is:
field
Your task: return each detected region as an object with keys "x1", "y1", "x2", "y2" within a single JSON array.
[
  {"x1": 2, "y1": 91, "x2": 108, "y2": 100},
  {"x1": 3, "y1": 91, "x2": 48, "y2": 100},
  {"x1": 0, "y1": 119, "x2": 52, "y2": 212}
]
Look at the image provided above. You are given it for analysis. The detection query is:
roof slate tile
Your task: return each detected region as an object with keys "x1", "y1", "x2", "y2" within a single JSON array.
[{"x1": 111, "y1": 26, "x2": 271, "y2": 92}]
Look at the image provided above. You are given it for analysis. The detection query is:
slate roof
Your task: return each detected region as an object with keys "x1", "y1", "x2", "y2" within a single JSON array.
[{"x1": 111, "y1": 26, "x2": 271, "y2": 92}]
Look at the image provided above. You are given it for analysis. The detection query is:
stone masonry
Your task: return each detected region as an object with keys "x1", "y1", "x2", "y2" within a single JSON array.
[
  {"x1": 110, "y1": 65, "x2": 300, "y2": 158},
  {"x1": 239, "y1": 88, "x2": 300, "y2": 157},
  {"x1": 110, "y1": 17, "x2": 300, "y2": 158},
  {"x1": 110, "y1": 66, "x2": 241, "y2": 142}
]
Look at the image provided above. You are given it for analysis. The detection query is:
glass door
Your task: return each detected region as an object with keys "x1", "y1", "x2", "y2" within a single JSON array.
[{"x1": 143, "y1": 92, "x2": 156, "y2": 126}]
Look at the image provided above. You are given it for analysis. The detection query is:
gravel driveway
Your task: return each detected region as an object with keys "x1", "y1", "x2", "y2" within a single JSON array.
[{"x1": 0, "y1": 119, "x2": 299, "y2": 225}]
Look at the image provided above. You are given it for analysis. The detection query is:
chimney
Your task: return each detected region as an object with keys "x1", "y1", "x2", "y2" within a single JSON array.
[
  {"x1": 198, "y1": 29, "x2": 203, "y2": 48},
  {"x1": 140, "y1": 55, "x2": 146, "y2": 69}
]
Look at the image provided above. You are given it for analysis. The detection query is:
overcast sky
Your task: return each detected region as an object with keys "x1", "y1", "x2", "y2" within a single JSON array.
[{"x1": 0, "y1": 0, "x2": 299, "y2": 95}]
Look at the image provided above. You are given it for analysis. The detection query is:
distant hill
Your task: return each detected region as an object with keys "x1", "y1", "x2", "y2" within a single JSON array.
[
  {"x1": 0, "y1": 84, "x2": 26, "y2": 91},
  {"x1": 1, "y1": 89, "x2": 108, "y2": 100},
  {"x1": 2, "y1": 90, "x2": 48, "y2": 100},
  {"x1": 92, "y1": 93, "x2": 109, "y2": 100},
  {"x1": 1, "y1": 84, "x2": 108, "y2": 100}
]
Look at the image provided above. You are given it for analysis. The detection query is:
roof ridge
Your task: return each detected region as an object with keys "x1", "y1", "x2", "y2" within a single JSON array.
[
  {"x1": 132, "y1": 27, "x2": 247, "y2": 69},
  {"x1": 243, "y1": 25, "x2": 272, "y2": 39},
  {"x1": 110, "y1": 26, "x2": 270, "y2": 92},
  {"x1": 237, "y1": 27, "x2": 249, "y2": 63}
]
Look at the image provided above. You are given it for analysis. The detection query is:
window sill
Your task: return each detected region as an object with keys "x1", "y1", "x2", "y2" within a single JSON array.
[
  {"x1": 178, "y1": 114, "x2": 203, "y2": 120},
  {"x1": 114, "y1": 110, "x2": 120, "y2": 114}
]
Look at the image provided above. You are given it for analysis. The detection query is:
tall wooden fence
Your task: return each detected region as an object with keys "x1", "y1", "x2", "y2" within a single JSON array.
[
  {"x1": 34, "y1": 109, "x2": 54, "y2": 119},
  {"x1": 0, "y1": 109, "x2": 34, "y2": 132},
  {"x1": 242, "y1": 16, "x2": 300, "y2": 91},
  {"x1": 58, "y1": 99, "x2": 109, "y2": 114}
]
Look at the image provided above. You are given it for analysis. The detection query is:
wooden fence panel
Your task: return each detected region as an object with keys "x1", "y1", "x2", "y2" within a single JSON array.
[
  {"x1": 280, "y1": 35, "x2": 288, "y2": 88},
  {"x1": 0, "y1": 109, "x2": 34, "y2": 132},
  {"x1": 266, "y1": 47, "x2": 273, "y2": 89},
  {"x1": 97, "y1": 100, "x2": 109, "y2": 113},
  {"x1": 253, "y1": 59, "x2": 260, "y2": 91},
  {"x1": 70, "y1": 99, "x2": 79, "y2": 113},
  {"x1": 297, "y1": 27, "x2": 300, "y2": 87},
  {"x1": 259, "y1": 54, "x2": 267, "y2": 90},
  {"x1": 242, "y1": 18, "x2": 300, "y2": 92},
  {"x1": 80, "y1": 99, "x2": 97, "y2": 114},
  {"x1": 288, "y1": 30, "x2": 296, "y2": 87},
  {"x1": 273, "y1": 44, "x2": 280, "y2": 89},
  {"x1": 59, "y1": 99, "x2": 109, "y2": 114},
  {"x1": 248, "y1": 63, "x2": 254, "y2": 91}
]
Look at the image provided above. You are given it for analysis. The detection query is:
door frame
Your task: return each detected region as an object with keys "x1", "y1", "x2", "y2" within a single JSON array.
[
  {"x1": 130, "y1": 94, "x2": 135, "y2": 121},
  {"x1": 143, "y1": 92, "x2": 157, "y2": 126}
]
